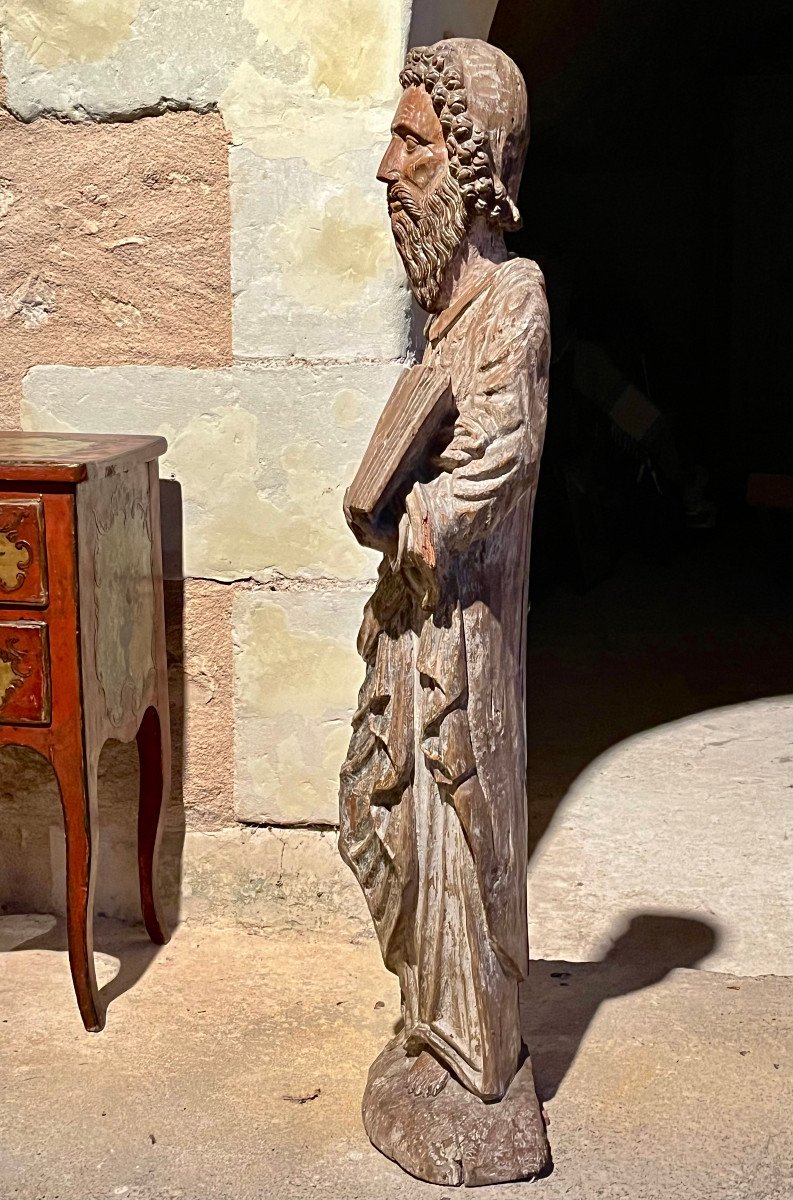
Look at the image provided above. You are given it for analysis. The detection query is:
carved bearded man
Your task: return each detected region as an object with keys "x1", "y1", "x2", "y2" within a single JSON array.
[{"x1": 339, "y1": 38, "x2": 550, "y2": 1183}]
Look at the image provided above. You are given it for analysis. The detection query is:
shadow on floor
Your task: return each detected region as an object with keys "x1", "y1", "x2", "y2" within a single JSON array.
[
  {"x1": 522, "y1": 910, "x2": 718, "y2": 1102},
  {"x1": 1, "y1": 915, "x2": 165, "y2": 1019},
  {"x1": 526, "y1": 518, "x2": 793, "y2": 861}
]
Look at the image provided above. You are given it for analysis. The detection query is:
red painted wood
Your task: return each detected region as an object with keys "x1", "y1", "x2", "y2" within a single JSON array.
[
  {"x1": 0, "y1": 487, "x2": 101, "y2": 1030},
  {"x1": 0, "y1": 498, "x2": 48, "y2": 605},
  {"x1": 0, "y1": 620, "x2": 51, "y2": 724},
  {"x1": 0, "y1": 441, "x2": 170, "y2": 1032}
]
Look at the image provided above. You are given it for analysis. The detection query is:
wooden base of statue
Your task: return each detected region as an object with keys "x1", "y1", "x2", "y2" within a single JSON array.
[{"x1": 362, "y1": 1040, "x2": 551, "y2": 1188}]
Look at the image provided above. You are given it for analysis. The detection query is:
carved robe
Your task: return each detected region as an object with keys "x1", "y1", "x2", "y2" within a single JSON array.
[{"x1": 339, "y1": 257, "x2": 550, "y2": 1101}]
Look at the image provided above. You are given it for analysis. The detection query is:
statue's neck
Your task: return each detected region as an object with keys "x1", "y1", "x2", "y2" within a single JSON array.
[{"x1": 436, "y1": 221, "x2": 508, "y2": 313}]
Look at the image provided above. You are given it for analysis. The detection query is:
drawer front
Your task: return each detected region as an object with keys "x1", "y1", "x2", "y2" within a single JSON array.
[
  {"x1": 0, "y1": 499, "x2": 48, "y2": 606},
  {"x1": 0, "y1": 621, "x2": 51, "y2": 725}
]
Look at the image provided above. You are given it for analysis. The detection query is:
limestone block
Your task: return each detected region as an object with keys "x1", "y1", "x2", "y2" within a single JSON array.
[
  {"x1": 528, "y1": 697, "x2": 793, "y2": 978},
  {"x1": 180, "y1": 826, "x2": 370, "y2": 936},
  {"x1": 217, "y1": 0, "x2": 408, "y2": 165},
  {"x1": 1, "y1": 0, "x2": 409, "y2": 123},
  {"x1": 233, "y1": 588, "x2": 365, "y2": 826},
  {"x1": 0, "y1": 0, "x2": 260, "y2": 120},
  {"x1": 0, "y1": 108, "x2": 231, "y2": 425},
  {"x1": 217, "y1": 1, "x2": 413, "y2": 363},
  {"x1": 231, "y1": 146, "x2": 410, "y2": 361},
  {"x1": 22, "y1": 362, "x2": 395, "y2": 582}
]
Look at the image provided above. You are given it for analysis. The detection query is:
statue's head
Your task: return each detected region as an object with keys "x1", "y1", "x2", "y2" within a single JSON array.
[{"x1": 377, "y1": 38, "x2": 529, "y2": 312}]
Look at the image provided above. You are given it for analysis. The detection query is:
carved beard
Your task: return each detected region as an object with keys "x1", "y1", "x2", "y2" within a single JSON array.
[{"x1": 388, "y1": 172, "x2": 469, "y2": 312}]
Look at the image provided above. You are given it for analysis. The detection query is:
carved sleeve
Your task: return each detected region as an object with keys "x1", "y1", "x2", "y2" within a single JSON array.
[{"x1": 400, "y1": 277, "x2": 549, "y2": 583}]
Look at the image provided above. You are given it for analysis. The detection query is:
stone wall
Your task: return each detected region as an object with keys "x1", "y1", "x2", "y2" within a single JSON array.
[{"x1": 0, "y1": 1, "x2": 498, "y2": 936}]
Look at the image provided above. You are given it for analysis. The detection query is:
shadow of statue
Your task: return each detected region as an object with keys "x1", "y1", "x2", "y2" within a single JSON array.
[{"x1": 521, "y1": 911, "x2": 718, "y2": 1102}]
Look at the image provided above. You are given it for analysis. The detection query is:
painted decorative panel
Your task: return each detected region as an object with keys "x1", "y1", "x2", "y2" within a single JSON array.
[
  {"x1": 0, "y1": 621, "x2": 51, "y2": 724},
  {"x1": 84, "y1": 465, "x2": 156, "y2": 728},
  {"x1": 0, "y1": 499, "x2": 48, "y2": 607}
]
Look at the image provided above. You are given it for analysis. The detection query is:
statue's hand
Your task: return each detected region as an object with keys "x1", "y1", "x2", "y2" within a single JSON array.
[{"x1": 395, "y1": 488, "x2": 441, "y2": 611}]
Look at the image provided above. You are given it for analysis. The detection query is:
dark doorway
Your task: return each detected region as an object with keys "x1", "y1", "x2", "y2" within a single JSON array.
[{"x1": 487, "y1": 0, "x2": 793, "y2": 858}]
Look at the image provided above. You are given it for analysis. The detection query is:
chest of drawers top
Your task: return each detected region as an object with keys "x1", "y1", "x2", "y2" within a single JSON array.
[{"x1": 0, "y1": 432, "x2": 167, "y2": 484}]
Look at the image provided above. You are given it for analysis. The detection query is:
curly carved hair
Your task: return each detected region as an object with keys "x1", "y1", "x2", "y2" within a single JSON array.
[{"x1": 399, "y1": 45, "x2": 514, "y2": 228}]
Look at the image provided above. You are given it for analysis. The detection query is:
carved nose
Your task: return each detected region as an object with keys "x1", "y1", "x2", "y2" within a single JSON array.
[
  {"x1": 377, "y1": 139, "x2": 401, "y2": 185},
  {"x1": 377, "y1": 161, "x2": 399, "y2": 186}
]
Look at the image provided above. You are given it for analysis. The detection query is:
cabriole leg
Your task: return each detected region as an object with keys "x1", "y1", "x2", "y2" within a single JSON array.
[
  {"x1": 136, "y1": 704, "x2": 170, "y2": 945},
  {"x1": 52, "y1": 749, "x2": 103, "y2": 1033}
]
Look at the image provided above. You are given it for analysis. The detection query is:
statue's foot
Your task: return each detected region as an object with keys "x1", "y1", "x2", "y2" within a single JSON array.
[
  {"x1": 405, "y1": 1050, "x2": 449, "y2": 1098},
  {"x1": 363, "y1": 1040, "x2": 551, "y2": 1186}
]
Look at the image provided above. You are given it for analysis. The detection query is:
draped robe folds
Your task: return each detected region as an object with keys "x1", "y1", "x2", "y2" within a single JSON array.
[{"x1": 339, "y1": 257, "x2": 550, "y2": 1102}]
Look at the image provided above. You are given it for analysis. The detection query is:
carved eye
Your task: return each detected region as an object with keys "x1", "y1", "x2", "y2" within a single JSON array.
[{"x1": 405, "y1": 135, "x2": 420, "y2": 153}]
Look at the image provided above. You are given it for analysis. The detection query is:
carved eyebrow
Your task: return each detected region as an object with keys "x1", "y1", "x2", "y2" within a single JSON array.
[{"x1": 391, "y1": 121, "x2": 428, "y2": 142}]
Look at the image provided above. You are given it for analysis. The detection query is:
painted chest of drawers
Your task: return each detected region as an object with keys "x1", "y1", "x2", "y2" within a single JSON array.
[{"x1": 0, "y1": 432, "x2": 170, "y2": 1030}]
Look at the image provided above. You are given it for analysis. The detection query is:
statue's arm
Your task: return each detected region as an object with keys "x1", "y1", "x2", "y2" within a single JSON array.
[{"x1": 399, "y1": 278, "x2": 550, "y2": 596}]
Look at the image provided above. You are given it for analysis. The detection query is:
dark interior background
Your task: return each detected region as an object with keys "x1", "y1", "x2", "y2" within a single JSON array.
[
  {"x1": 486, "y1": 0, "x2": 793, "y2": 859},
  {"x1": 491, "y1": 0, "x2": 793, "y2": 492}
]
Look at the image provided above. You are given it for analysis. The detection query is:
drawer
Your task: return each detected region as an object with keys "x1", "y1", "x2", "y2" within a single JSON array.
[
  {"x1": 0, "y1": 498, "x2": 48, "y2": 606},
  {"x1": 0, "y1": 621, "x2": 51, "y2": 725}
]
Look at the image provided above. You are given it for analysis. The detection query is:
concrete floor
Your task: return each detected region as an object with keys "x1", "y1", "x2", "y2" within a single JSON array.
[{"x1": 1, "y1": 916, "x2": 791, "y2": 1200}]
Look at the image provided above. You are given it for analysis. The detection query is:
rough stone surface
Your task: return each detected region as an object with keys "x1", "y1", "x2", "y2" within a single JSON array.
[
  {"x1": 0, "y1": 918, "x2": 791, "y2": 1200},
  {"x1": 216, "y1": 0, "x2": 408, "y2": 165},
  {"x1": 0, "y1": 761, "x2": 367, "y2": 935},
  {"x1": 231, "y1": 145, "x2": 410, "y2": 361},
  {"x1": 0, "y1": 109, "x2": 231, "y2": 425},
  {"x1": 180, "y1": 826, "x2": 369, "y2": 934},
  {"x1": 233, "y1": 588, "x2": 366, "y2": 826},
  {"x1": 168, "y1": 578, "x2": 236, "y2": 830},
  {"x1": 1, "y1": 0, "x2": 410, "y2": 124},
  {"x1": 0, "y1": 0, "x2": 260, "y2": 120},
  {"x1": 0, "y1": 739, "x2": 184, "y2": 927},
  {"x1": 22, "y1": 363, "x2": 394, "y2": 583},
  {"x1": 218, "y1": 0, "x2": 414, "y2": 363}
]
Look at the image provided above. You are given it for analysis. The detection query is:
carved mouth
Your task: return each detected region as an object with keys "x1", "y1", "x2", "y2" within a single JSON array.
[{"x1": 387, "y1": 184, "x2": 422, "y2": 220}]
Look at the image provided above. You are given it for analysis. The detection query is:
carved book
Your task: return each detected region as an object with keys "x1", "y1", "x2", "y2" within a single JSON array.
[{"x1": 344, "y1": 363, "x2": 453, "y2": 534}]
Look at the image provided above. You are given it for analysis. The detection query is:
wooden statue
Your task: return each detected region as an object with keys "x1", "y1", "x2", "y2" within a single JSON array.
[{"x1": 339, "y1": 38, "x2": 551, "y2": 1187}]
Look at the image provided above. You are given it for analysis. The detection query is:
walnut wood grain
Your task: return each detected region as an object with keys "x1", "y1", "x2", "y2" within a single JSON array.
[
  {"x1": 338, "y1": 38, "x2": 551, "y2": 1184},
  {"x1": 344, "y1": 363, "x2": 453, "y2": 536}
]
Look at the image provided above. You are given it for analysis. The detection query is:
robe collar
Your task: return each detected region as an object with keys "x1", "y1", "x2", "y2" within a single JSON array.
[{"x1": 424, "y1": 262, "x2": 501, "y2": 346}]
